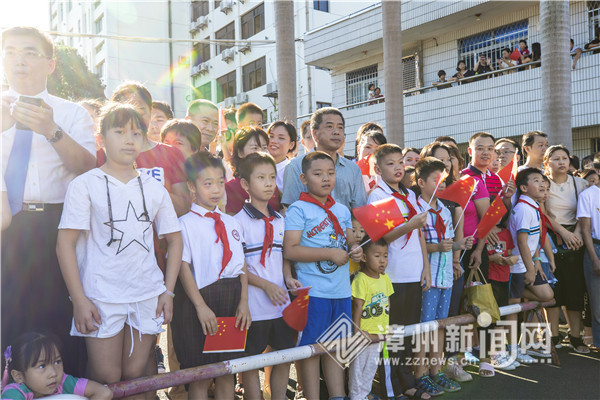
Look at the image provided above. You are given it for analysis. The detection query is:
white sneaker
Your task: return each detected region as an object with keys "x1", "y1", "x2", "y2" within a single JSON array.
[
  {"x1": 491, "y1": 354, "x2": 515, "y2": 370},
  {"x1": 527, "y1": 348, "x2": 552, "y2": 358},
  {"x1": 509, "y1": 345, "x2": 536, "y2": 364},
  {"x1": 443, "y1": 360, "x2": 473, "y2": 382},
  {"x1": 464, "y1": 351, "x2": 480, "y2": 364}
]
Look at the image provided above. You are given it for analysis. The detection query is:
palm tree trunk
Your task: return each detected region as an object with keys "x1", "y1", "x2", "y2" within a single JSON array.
[
  {"x1": 275, "y1": 0, "x2": 297, "y2": 122},
  {"x1": 382, "y1": 0, "x2": 404, "y2": 146},
  {"x1": 540, "y1": 0, "x2": 572, "y2": 148}
]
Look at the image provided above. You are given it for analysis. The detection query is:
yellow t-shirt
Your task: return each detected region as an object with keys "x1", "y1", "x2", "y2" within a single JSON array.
[{"x1": 351, "y1": 272, "x2": 394, "y2": 334}]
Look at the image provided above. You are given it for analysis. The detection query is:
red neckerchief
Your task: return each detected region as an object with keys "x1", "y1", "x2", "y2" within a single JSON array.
[
  {"x1": 191, "y1": 209, "x2": 232, "y2": 279},
  {"x1": 387, "y1": 188, "x2": 418, "y2": 247},
  {"x1": 298, "y1": 192, "x2": 346, "y2": 239},
  {"x1": 428, "y1": 206, "x2": 446, "y2": 241},
  {"x1": 516, "y1": 198, "x2": 555, "y2": 248},
  {"x1": 260, "y1": 216, "x2": 275, "y2": 267}
]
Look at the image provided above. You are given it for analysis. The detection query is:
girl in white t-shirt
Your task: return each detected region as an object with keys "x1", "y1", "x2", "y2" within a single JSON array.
[{"x1": 57, "y1": 103, "x2": 183, "y2": 389}]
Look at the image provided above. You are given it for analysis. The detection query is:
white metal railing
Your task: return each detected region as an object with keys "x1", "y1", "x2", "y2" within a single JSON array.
[{"x1": 297, "y1": 47, "x2": 598, "y2": 122}]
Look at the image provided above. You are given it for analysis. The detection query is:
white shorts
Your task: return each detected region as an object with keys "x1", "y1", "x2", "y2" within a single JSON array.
[{"x1": 70, "y1": 296, "x2": 164, "y2": 339}]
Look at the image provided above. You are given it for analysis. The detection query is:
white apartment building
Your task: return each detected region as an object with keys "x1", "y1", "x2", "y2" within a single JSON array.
[
  {"x1": 49, "y1": 0, "x2": 192, "y2": 117},
  {"x1": 304, "y1": 1, "x2": 600, "y2": 158},
  {"x1": 189, "y1": 0, "x2": 376, "y2": 122}
]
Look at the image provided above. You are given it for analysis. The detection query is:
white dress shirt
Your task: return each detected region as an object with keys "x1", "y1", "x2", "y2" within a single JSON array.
[{"x1": 2, "y1": 88, "x2": 96, "y2": 203}]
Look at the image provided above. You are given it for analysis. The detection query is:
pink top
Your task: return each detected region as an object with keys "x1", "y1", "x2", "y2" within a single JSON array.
[{"x1": 461, "y1": 168, "x2": 490, "y2": 243}]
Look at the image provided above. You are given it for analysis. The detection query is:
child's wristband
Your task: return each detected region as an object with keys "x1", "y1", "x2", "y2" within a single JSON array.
[
  {"x1": 164, "y1": 289, "x2": 175, "y2": 298},
  {"x1": 532, "y1": 257, "x2": 542, "y2": 262}
]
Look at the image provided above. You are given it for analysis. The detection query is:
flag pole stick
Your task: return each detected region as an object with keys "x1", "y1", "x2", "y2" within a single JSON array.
[
  {"x1": 349, "y1": 238, "x2": 371, "y2": 254},
  {"x1": 459, "y1": 228, "x2": 477, "y2": 264},
  {"x1": 428, "y1": 178, "x2": 444, "y2": 207}
]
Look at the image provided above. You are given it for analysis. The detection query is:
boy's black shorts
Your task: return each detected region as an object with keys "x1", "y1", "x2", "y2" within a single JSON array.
[{"x1": 245, "y1": 317, "x2": 296, "y2": 356}]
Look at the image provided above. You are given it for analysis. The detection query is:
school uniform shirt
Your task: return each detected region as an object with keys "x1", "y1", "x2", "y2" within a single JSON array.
[
  {"x1": 417, "y1": 197, "x2": 455, "y2": 289},
  {"x1": 368, "y1": 184, "x2": 423, "y2": 283},
  {"x1": 282, "y1": 152, "x2": 367, "y2": 209},
  {"x1": 576, "y1": 185, "x2": 600, "y2": 241},
  {"x1": 351, "y1": 272, "x2": 394, "y2": 334},
  {"x1": 58, "y1": 169, "x2": 181, "y2": 303},
  {"x1": 284, "y1": 198, "x2": 352, "y2": 299},
  {"x1": 234, "y1": 203, "x2": 289, "y2": 321},
  {"x1": 275, "y1": 158, "x2": 290, "y2": 193},
  {"x1": 1, "y1": 89, "x2": 96, "y2": 203},
  {"x1": 180, "y1": 203, "x2": 245, "y2": 290},
  {"x1": 508, "y1": 195, "x2": 541, "y2": 274}
]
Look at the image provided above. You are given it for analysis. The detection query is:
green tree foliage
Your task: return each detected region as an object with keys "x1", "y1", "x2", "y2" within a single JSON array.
[{"x1": 47, "y1": 43, "x2": 106, "y2": 101}]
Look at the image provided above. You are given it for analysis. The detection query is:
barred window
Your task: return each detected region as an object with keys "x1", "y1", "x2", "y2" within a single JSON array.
[
  {"x1": 589, "y1": 1, "x2": 600, "y2": 41},
  {"x1": 242, "y1": 57, "x2": 266, "y2": 91},
  {"x1": 346, "y1": 65, "x2": 378, "y2": 108},
  {"x1": 216, "y1": 22, "x2": 235, "y2": 54},
  {"x1": 458, "y1": 20, "x2": 528, "y2": 71},
  {"x1": 402, "y1": 54, "x2": 420, "y2": 92},
  {"x1": 192, "y1": 0, "x2": 210, "y2": 21},
  {"x1": 193, "y1": 39, "x2": 211, "y2": 66}
]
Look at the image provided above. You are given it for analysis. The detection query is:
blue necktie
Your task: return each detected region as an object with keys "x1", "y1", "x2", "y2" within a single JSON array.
[{"x1": 5, "y1": 128, "x2": 33, "y2": 215}]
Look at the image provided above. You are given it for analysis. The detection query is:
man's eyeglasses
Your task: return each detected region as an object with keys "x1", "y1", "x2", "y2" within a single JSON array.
[
  {"x1": 496, "y1": 150, "x2": 516, "y2": 157},
  {"x1": 3, "y1": 49, "x2": 51, "y2": 62}
]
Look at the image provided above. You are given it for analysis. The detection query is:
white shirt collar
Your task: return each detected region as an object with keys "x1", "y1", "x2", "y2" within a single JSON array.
[
  {"x1": 7, "y1": 87, "x2": 50, "y2": 102},
  {"x1": 191, "y1": 202, "x2": 222, "y2": 216},
  {"x1": 519, "y1": 195, "x2": 539, "y2": 208}
]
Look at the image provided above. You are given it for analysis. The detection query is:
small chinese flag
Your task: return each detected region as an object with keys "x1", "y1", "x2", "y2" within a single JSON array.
[
  {"x1": 435, "y1": 169, "x2": 450, "y2": 192},
  {"x1": 356, "y1": 154, "x2": 376, "y2": 176},
  {"x1": 476, "y1": 196, "x2": 508, "y2": 239},
  {"x1": 437, "y1": 175, "x2": 476, "y2": 210},
  {"x1": 352, "y1": 197, "x2": 406, "y2": 242},
  {"x1": 218, "y1": 107, "x2": 228, "y2": 133},
  {"x1": 203, "y1": 317, "x2": 248, "y2": 353},
  {"x1": 510, "y1": 48, "x2": 521, "y2": 61},
  {"x1": 497, "y1": 152, "x2": 519, "y2": 184},
  {"x1": 283, "y1": 287, "x2": 311, "y2": 331}
]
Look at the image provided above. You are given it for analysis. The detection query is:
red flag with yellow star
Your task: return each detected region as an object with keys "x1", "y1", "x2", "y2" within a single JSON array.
[
  {"x1": 476, "y1": 196, "x2": 508, "y2": 239},
  {"x1": 437, "y1": 175, "x2": 476, "y2": 210},
  {"x1": 497, "y1": 152, "x2": 519, "y2": 184},
  {"x1": 283, "y1": 287, "x2": 311, "y2": 331},
  {"x1": 203, "y1": 317, "x2": 248, "y2": 353},
  {"x1": 218, "y1": 107, "x2": 228, "y2": 132},
  {"x1": 352, "y1": 197, "x2": 406, "y2": 242}
]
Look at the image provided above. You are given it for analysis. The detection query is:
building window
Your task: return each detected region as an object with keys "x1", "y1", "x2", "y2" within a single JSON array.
[
  {"x1": 242, "y1": 57, "x2": 266, "y2": 91},
  {"x1": 458, "y1": 20, "x2": 528, "y2": 71},
  {"x1": 589, "y1": 1, "x2": 600, "y2": 41},
  {"x1": 346, "y1": 64, "x2": 378, "y2": 107},
  {"x1": 192, "y1": 0, "x2": 210, "y2": 21},
  {"x1": 82, "y1": 12, "x2": 87, "y2": 32},
  {"x1": 217, "y1": 71, "x2": 236, "y2": 102},
  {"x1": 95, "y1": 15, "x2": 103, "y2": 34},
  {"x1": 316, "y1": 102, "x2": 332, "y2": 109},
  {"x1": 68, "y1": 0, "x2": 72, "y2": 12},
  {"x1": 194, "y1": 82, "x2": 212, "y2": 101},
  {"x1": 402, "y1": 54, "x2": 420, "y2": 92},
  {"x1": 96, "y1": 60, "x2": 105, "y2": 81},
  {"x1": 193, "y1": 38, "x2": 211, "y2": 66},
  {"x1": 313, "y1": 0, "x2": 329, "y2": 12},
  {"x1": 216, "y1": 22, "x2": 235, "y2": 54},
  {"x1": 241, "y1": 3, "x2": 265, "y2": 39},
  {"x1": 214, "y1": 0, "x2": 221, "y2": 9}
]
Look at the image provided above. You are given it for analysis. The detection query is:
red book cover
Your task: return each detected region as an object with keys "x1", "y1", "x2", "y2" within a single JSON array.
[
  {"x1": 282, "y1": 287, "x2": 311, "y2": 331},
  {"x1": 437, "y1": 175, "x2": 476, "y2": 210},
  {"x1": 203, "y1": 317, "x2": 248, "y2": 353},
  {"x1": 476, "y1": 196, "x2": 508, "y2": 239},
  {"x1": 352, "y1": 197, "x2": 406, "y2": 242}
]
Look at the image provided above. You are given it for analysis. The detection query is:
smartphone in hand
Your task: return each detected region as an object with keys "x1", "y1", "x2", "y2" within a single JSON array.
[{"x1": 16, "y1": 96, "x2": 42, "y2": 130}]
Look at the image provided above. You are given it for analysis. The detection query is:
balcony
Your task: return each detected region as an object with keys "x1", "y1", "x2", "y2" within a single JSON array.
[{"x1": 301, "y1": 50, "x2": 600, "y2": 154}]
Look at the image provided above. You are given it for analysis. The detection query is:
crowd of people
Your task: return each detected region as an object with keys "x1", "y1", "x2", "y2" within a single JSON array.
[{"x1": 2, "y1": 26, "x2": 600, "y2": 400}]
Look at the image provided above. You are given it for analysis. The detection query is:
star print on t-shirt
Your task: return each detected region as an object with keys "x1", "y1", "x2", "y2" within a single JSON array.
[{"x1": 104, "y1": 201, "x2": 153, "y2": 254}]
